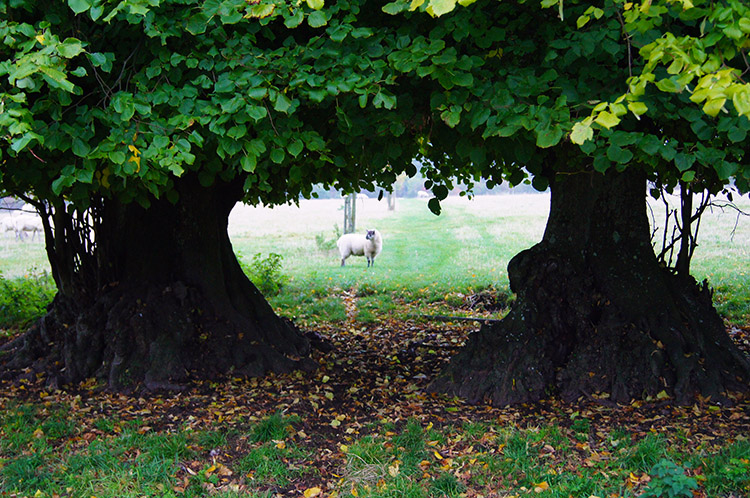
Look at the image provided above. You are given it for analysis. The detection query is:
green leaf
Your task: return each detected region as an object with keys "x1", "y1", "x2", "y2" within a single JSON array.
[
  {"x1": 681, "y1": 170, "x2": 695, "y2": 182},
  {"x1": 728, "y1": 126, "x2": 747, "y2": 143},
  {"x1": 109, "y1": 150, "x2": 126, "y2": 164},
  {"x1": 433, "y1": 184, "x2": 449, "y2": 200},
  {"x1": 732, "y1": 88, "x2": 750, "y2": 116},
  {"x1": 308, "y1": 11, "x2": 327, "y2": 28},
  {"x1": 627, "y1": 101, "x2": 648, "y2": 116},
  {"x1": 274, "y1": 93, "x2": 293, "y2": 113},
  {"x1": 306, "y1": 0, "x2": 324, "y2": 9},
  {"x1": 72, "y1": 138, "x2": 91, "y2": 157},
  {"x1": 68, "y1": 0, "x2": 91, "y2": 14},
  {"x1": 247, "y1": 105, "x2": 268, "y2": 121},
  {"x1": 429, "y1": 0, "x2": 456, "y2": 17},
  {"x1": 57, "y1": 38, "x2": 85, "y2": 58},
  {"x1": 714, "y1": 161, "x2": 738, "y2": 180},
  {"x1": 606, "y1": 144, "x2": 632, "y2": 164},
  {"x1": 284, "y1": 10, "x2": 304, "y2": 28},
  {"x1": 536, "y1": 125, "x2": 563, "y2": 148},
  {"x1": 703, "y1": 98, "x2": 726, "y2": 117},
  {"x1": 288, "y1": 139, "x2": 304, "y2": 157},
  {"x1": 594, "y1": 111, "x2": 620, "y2": 129},
  {"x1": 40, "y1": 67, "x2": 76, "y2": 93},
  {"x1": 186, "y1": 14, "x2": 209, "y2": 35},
  {"x1": 570, "y1": 121, "x2": 593, "y2": 144},
  {"x1": 593, "y1": 154, "x2": 610, "y2": 173},
  {"x1": 382, "y1": 2, "x2": 406, "y2": 14},
  {"x1": 655, "y1": 78, "x2": 681, "y2": 93},
  {"x1": 350, "y1": 27, "x2": 373, "y2": 38},
  {"x1": 10, "y1": 132, "x2": 36, "y2": 153},
  {"x1": 427, "y1": 197, "x2": 442, "y2": 215},
  {"x1": 240, "y1": 154, "x2": 256, "y2": 172},
  {"x1": 249, "y1": 4, "x2": 275, "y2": 19},
  {"x1": 451, "y1": 72, "x2": 473, "y2": 87},
  {"x1": 270, "y1": 148, "x2": 286, "y2": 164},
  {"x1": 440, "y1": 107, "x2": 461, "y2": 127}
]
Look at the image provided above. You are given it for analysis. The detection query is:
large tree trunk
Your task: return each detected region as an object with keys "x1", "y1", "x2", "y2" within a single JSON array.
[
  {"x1": 431, "y1": 169, "x2": 750, "y2": 405},
  {"x1": 1, "y1": 176, "x2": 313, "y2": 390}
]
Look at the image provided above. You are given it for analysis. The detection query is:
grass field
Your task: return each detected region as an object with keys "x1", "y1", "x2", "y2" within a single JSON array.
[
  {"x1": 1, "y1": 193, "x2": 749, "y2": 325},
  {"x1": 1, "y1": 194, "x2": 749, "y2": 497},
  {"x1": 227, "y1": 193, "x2": 750, "y2": 325}
]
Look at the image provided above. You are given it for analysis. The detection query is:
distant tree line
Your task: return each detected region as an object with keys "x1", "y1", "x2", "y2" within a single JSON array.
[{"x1": 310, "y1": 170, "x2": 543, "y2": 200}]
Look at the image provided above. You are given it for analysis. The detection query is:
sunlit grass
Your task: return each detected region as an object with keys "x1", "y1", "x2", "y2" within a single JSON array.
[{"x1": 1, "y1": 194, "x2": 748, "y2": 325}]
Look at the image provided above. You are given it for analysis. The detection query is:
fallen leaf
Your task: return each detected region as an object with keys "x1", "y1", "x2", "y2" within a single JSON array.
[
  {"x1": 304, "y1": 487, "x2": 322, "y2": 498},
  {"x1": 533, "y1": 481, "x2": 549, "y2": 493}
]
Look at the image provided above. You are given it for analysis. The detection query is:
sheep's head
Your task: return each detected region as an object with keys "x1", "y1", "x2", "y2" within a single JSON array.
[{"x1": 366, "y1": 229, "x2": 376, "y2": 240}]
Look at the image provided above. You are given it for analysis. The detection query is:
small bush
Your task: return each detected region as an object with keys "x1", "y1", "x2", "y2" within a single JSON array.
[
  {"x1": 0, "y1": 270, "x2": 56, "y2": 333},
  {"x1": 640, "y1": 459, "x2": 698, "y2": 498},
  {"x1": 316, "y1": 224, "x2": 341, "y2": 252},
  {"x1": 241, "y1": 253, "x2": 287, "y2": 296}
]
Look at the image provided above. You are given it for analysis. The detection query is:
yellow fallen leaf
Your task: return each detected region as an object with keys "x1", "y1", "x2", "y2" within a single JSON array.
[
  {"x1": 33, "y1": 428, "x2": 44, "y2": 439},
  {"x1": 433, "y1": 450, "x2": 444, "y2": 460},
  {"x1": 388, "y1": 463, "x2": 399, "y2": 477},
  {"x1": 339, "y1": 444, "x2": 349, "y2": 453},
  {"x1": 304, "y1": 486, "x2": 322, "y2": 498},
  {"x1": 275, "y1": 440, "x2": 286, "y2": 449},
  {"x1": 533, "y1": 481, "x2": 549, "y2": 492},
  {"x1": 331, "y1": 419, "x2": 341, "y2": 428},
  {"x1": 656, "y1": 390, "x2": 669, "y2": 400}
]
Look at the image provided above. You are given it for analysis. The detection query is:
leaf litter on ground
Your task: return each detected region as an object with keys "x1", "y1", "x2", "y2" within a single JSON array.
[{"x1": 0, "y1": 290, "x2": 748, "y2": 497}]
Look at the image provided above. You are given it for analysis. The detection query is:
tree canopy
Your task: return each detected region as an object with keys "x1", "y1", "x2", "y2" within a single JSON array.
[
  {"x1": 0, "y1": 0, "x2": 425, "y2": 210},
  {"x1": 2, "y1": 0, "x2": 749, "y2": 210}
]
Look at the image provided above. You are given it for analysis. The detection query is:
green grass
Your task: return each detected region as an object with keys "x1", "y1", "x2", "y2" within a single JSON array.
[
  {"x1": 1, "y1": 194, "x2": 748, "y2": 328},
  {"x1": 1, "y1": 400, "x2": 748, "y2": 497}
]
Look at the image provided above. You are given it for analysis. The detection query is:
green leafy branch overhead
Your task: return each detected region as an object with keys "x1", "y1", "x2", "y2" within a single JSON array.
[
  {"x1": 0, "y1": 0, "x2": 418, "y2": 208},
  {"x1": 383, "y1": 0, "x2": 750, "y2": 144}
]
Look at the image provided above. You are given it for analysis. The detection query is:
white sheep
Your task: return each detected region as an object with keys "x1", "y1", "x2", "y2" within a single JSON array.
[
  {"x1": 12, "y1": 215, "x2": 43, "y2": 241},
  {"x1": 337, "y1": 229, "x2": 383, "y2": 267}
]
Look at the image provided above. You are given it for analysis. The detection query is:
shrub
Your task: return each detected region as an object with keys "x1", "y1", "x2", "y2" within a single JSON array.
[
  {"x1": 0, "y1": 270, "x2": 56, "y2": 334},
  {"x1": 240, "y1": 253, "x2": 287, "y2": 296},
  {"x1": 315, "y1": 224, "x2": 341, "y2": 252},
  {"x1": 640, "y1": 459, "x2": 698, "y2": 498}
]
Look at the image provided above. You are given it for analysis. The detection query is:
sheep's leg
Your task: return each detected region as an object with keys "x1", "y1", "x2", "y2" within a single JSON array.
[{"x1": 341, "y1": 258, "x2": 346, "y2": 267}]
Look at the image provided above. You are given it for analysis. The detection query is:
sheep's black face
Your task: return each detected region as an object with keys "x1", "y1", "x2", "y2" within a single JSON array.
[{"x1": 366, "y1": 230, "x2": 375, "y2": 240}]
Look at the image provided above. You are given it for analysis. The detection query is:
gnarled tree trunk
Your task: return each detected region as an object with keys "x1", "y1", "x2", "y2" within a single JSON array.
[
  {"x1": 1, "y1": 176, "x2": 313, "y2": 390},
  {"x1": 431, "y1": 169, "x2": 750, "y2": 405}
]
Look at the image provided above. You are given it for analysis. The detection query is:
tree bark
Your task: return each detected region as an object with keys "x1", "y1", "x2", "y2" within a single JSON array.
[
  {"x1": 430, "y1": 169, "x2": 750, "y2": 405},
  {"x1": 1, "y1": 176, "x2": 314, "y2": 390}
]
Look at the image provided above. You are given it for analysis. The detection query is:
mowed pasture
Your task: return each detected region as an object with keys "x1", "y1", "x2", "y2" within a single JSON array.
[{"x1": 0, "y1": 193, "x2": 749, "y2": 324}]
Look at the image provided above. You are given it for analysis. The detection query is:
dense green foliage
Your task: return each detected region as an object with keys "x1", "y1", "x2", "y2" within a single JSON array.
[
  {"x1": 409, "y1": 0, "x2": 750, "y2": 150},
  {"x1": 0, "y1": 0, "x2": 422, "y2": 210},
  {"x1": 3, "y1": 0, "x2": 748, "y2": 214}
]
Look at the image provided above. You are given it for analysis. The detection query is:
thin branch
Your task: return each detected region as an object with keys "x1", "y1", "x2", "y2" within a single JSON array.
[{"x1": 615, "y1": 9, "x2": 633, "y2": 78}]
